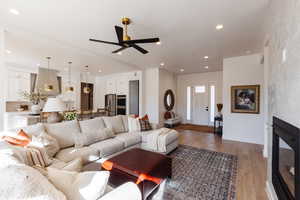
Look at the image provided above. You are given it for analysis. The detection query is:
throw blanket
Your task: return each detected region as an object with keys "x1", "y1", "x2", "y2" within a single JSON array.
[{"x1": 145, "y1": 128, "x2": 172, "y2": 152}]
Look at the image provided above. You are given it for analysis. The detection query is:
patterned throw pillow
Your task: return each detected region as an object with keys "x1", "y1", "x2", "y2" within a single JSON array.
[
  {"x1": 25, "y1": 146, "x2": 53, "y2": 168},
  {"x1": 139, "y1": 118, "x2": 152, "y2": 131}
]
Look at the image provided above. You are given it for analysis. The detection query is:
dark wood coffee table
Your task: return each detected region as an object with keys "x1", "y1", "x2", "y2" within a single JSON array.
[{"x1": 102, "y1": 148, "x2": 172, "y2": 200}]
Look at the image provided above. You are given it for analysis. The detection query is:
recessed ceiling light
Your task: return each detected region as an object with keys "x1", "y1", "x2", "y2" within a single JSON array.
[
  {"x1": 180, "y1": 68, "x2": 184, "y2": 72},
  {"x1": 5, "y1": 50, "x2": 11, "y2": 54},
  {"x1": 204, "y1": 66, "x2": 209, "y2": 69},
  {"x1": 204, "y1": 56, "x2": 209, "y2": 59},
  {"x1": 9, "y1": 9, "x2": 20, "y2": 15},
  {"x1": 98, "y1": 69, "x2": 102, "y2": 73},
  {"x1": 117, "y1": 52, "x2": 122, "y2": 55},
  {"x1": 160, "y1": 62, "x2": 165, "y2": 66},
  {"x1": 156, "y1": 41, "x2": 161, "y2": 45},
  {"x1": 216, "y1": 24, "x2": 223, "y2": 30}
]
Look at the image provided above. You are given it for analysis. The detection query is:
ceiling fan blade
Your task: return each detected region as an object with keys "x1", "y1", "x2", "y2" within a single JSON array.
[
  {"x1": 89, "y1": 39, "x2": 121, "y2": 46},
  {"x1": 131, "y1": 44, "x2": 148, "y2": 54},
  {"x1": 115, "y1": 26, "x2": 123, "y2": 43},
  {"x1": 112, "y1": 46, "x2": 128, "y2": 54},
  {"x1": 124, "y1": 38, "x2": 159, "y2": 44}
]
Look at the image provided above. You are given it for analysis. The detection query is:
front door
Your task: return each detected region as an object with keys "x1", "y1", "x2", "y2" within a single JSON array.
[{"x1": 192, "y1": 85, "x2": 209, "y2": 126}]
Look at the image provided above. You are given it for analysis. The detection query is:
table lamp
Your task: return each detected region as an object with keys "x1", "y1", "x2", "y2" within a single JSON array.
[{"x1": 43, "y1": 97, "x2": 66, "y2": 123}]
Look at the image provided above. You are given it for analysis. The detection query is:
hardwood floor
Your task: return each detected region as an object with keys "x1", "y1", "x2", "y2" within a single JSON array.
[
  {"x1": 175, "y1": 128, "x2": 268, "y2": 200},
  {"x1": 176, "y1": 124, "x2": 214, "y2": 133}
]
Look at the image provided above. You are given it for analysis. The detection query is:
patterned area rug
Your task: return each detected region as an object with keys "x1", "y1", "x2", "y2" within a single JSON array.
[{"x1": 150, "y1": 145, "x2": 237, "y2": 200}]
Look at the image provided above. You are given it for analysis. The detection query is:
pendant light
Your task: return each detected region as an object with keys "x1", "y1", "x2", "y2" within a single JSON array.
[
  {"x1": 83, "y1": 66, "x2": 91, "y2": 94},
  {"x1": 65, "y1": 61, "x2": 74, "y2": 92},
  {"x1": 44, "y1": 57, "x2": 54, "y2": 91}
]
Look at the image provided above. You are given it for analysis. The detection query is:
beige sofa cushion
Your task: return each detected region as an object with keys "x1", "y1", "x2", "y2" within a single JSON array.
[
  {"x1": 44, "y1": 120, "x2": 80, "y2": 148},
  {"x1": 120, "y1": 115, "x2": 129, "y2": 132},
  {"x1": 55, "y1": 146, "x2": 100, "y2": 164},
  {"x1": 80, "y1": 128, "x2": 115, "y2": 146},
  {"x1": 103, "y1": 116, "x2": 125, "y2": 134},
  {"x1": 0, "y1": 164, "x2": 67, "y2": 200},
  {"x1": 115, "y1": 133, "x2": 141, "y2": 148},
  {"x1": 47, "y1": 167, "x2": 109, "y2": 200},
  {"x1": 79, "y1": 117, "x2": 106, "y2": 133},
  {"x1": 141, "y1": 129, "x2": 179, "y2": 144},
  {"x1": 49, "y1": 158, "x2": 83, "y2": 172},
  {"x1": 128, "y1": 117, "x2": 141, "y2": 132},
  {"x1": 90, "y1": 138, "x2": 124, "y2": 157}
]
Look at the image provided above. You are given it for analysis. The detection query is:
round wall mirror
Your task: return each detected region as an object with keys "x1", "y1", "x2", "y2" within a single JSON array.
[{"x1": 164, "y1": 89, "x2": 175, "y2": 111}]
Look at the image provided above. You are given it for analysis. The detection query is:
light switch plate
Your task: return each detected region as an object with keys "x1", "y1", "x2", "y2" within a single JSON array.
[{"x1": 282, "y1": 48, "x2": 287, "y2": 63}]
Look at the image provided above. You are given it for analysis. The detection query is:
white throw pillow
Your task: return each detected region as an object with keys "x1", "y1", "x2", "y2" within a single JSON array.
[
  {"x1": 128, "y1": 117, "x2": 141, "y2": 132},
  {"x1": 44, "y1": 120, "x2": 81, "y2": 148},
  {"x1": 2, "y1": 123, "x2": 45, "y2": 137},
  {"x1": 30, "y1": 131, "x2": 60, "y2": 157},
  {"x1": 0, "y1": 141, "x2": 28, "y2": 165},
  {"x1": 0, "y1": 164, "x2": 67, "y2": 200},
  {"x1": 47, "y1": 167, "x2": 109, "y2": 200},
  {"x1": 103, "y1": 116, "x2": 125, "y2": 134}
]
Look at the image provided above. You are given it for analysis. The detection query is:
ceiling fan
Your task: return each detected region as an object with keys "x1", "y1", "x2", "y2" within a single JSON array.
[{"x1": 89, "y1": 17, "x2": 160, "y2": 54}]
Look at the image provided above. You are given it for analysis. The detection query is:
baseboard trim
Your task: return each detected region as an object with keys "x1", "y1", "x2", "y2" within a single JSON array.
[{"x1": 266, "y1": 181, "x2": 278, "y2": 200}]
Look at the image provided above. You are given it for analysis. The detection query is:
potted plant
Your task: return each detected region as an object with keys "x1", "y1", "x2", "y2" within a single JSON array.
[
  {"x1": 20, "y1": 91, "x2": 46, "y2": 114},
  {"x1": 64, "y1": 111, "x2": 77, "y2": 121},
  {"x1": 217, "y1": 103, "x2": 223, "y2": 117}
]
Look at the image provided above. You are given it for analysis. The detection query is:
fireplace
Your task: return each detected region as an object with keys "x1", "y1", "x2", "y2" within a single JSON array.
[{"x1": 272, "y1": 117, "x2": 300, "y2": 200}]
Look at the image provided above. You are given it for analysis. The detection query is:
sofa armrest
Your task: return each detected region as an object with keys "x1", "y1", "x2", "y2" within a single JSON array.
[
  {"x1": 99, "y1": 182, "x2": 141, "y2": 200},
  {"x1": 150, "y1": 123, "x2": 159, "y2": 130}
]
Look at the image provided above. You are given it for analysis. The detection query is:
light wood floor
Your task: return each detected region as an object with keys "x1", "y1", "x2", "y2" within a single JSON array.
[{"x1": 176, "y1": 128, "x2": 268, "y2": 200}]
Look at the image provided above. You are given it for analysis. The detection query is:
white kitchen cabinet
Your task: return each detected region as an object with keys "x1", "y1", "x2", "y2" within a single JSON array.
[
  {"x1": 106, "y1": 79, "x2": 116, "y2": 94},
  {"x1": 116, "y1": 78, "x2": 128, "y2": 95},
  {"x1": 7, "y1": 70, "x2": 30, "y2": 101}
]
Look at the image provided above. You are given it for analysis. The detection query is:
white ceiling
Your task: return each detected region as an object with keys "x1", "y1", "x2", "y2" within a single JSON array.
[{"x1": 1, "y1": 0, "x2": 269, "y2": 75}]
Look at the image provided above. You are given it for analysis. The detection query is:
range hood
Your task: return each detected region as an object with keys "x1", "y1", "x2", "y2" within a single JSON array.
[{"x1": 34, "y1": 67, "x2": 61, "y2": 96}]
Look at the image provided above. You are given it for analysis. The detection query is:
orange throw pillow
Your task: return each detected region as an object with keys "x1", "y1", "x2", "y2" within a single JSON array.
[
  {"x1": 134, "y1": 114, "x2": 149, "y2": 121},
  {"x1": 2, "y1": 129, "x2": 31, "y2": 147},
  {"x1": 141, "y1": 114, "x2": 149, "y2": 121}
]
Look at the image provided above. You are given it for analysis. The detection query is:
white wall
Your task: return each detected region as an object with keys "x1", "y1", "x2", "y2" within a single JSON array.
[
  {"x1": 265, "y1": 1, "x2": 300, "y2": 199},
  {"x1": 143, "y1": 68, "x2": 159, "y2": 124},
  {"x1": 177, "y1": 71, "x2": 223, "y2": 124},
  {"x1": 223, "y1": 54, "x2": 264, "y2": 145},
  {"x1": 0, "y1": 28, "x2": 5, "y2": 130},
  {"x1": 158, "y1": 69, "x2": 177, "y2": 126}
]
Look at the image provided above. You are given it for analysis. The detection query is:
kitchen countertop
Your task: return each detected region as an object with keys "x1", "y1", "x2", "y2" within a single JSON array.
[{"x1": 5, "y1": 111, "x2": 41, "y2": 118}]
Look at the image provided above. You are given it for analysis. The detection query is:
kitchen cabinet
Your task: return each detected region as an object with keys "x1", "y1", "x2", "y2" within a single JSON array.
[
  {"x1": 116, "y1": 78, "x2": 128, "y2": 95},
  {"x1": 7, "y1": 70, "x2": 30, "y2": 101},
  {"x1": 106, "y1": 79, "x2": 116, "y2": 94}
]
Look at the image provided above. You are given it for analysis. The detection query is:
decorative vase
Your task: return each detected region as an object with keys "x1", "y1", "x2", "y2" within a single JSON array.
[{"x1": 31, "y1": 104, "x2": 40, "y2": 114}]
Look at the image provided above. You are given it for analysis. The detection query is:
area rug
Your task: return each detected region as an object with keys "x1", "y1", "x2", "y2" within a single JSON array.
[{"x1": 150, "y1": 145, "x2": 237, "y2": 200}]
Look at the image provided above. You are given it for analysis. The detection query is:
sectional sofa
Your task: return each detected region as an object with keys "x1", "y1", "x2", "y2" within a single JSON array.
[{"x1": 0, "y1": 115, "x2": 179, "y2": 200}]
